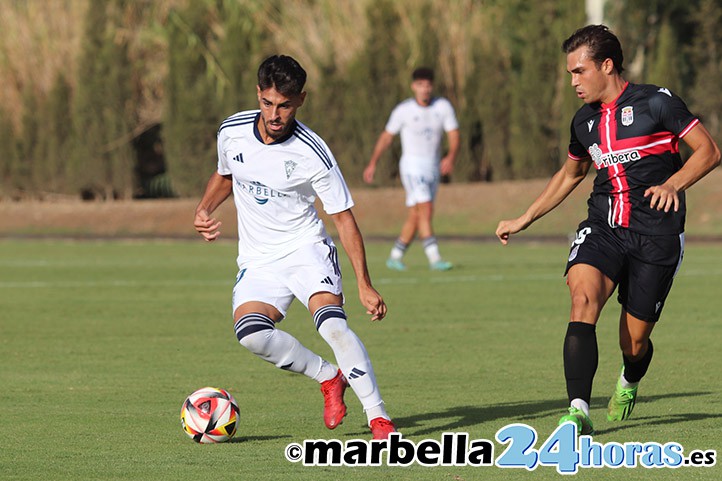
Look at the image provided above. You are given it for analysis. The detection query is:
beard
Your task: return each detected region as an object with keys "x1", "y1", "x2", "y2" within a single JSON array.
[{"x1": 261, "y1": 116, "x2": 292, "y2": 140}]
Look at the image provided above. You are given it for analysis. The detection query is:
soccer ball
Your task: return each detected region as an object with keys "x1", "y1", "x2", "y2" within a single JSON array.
[{"x1": 180, "y1": 387, "x2": 240, "y2": 443}]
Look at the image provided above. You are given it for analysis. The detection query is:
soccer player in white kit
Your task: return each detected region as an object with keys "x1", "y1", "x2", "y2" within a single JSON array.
[
  {"x1": 363, "y1": 67, "x2": 460, "y2": 271},
  {"x1": 194, "y1": 55, "x2": 396, "y2": 439}
]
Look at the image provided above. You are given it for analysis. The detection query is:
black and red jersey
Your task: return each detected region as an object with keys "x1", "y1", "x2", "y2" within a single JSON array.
[{"x1": 568, "y1": 82, "x2": 699, "y2": 235}]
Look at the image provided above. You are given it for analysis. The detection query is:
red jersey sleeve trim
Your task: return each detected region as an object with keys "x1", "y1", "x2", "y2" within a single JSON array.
[
  {"x1": 679, "y1": 118, "x2": 700, "y2": 138},
  {"x1": 568, "y1": 152, "x2": 588, "y2": 161}
]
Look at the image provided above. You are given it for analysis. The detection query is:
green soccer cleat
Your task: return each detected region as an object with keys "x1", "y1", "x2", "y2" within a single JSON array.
[
  {"x1": 430, "y1": 260, "x2": 453, "y2": 271},
  {"x1": 386, "y1": 258, "x2": 407, "y2": 271},
  {"x1": 607, "y1": 374, "x2": 638, "y2": 421},
  {"x1": 559, "y1": 407, "x2": 595, "y2": 435}
]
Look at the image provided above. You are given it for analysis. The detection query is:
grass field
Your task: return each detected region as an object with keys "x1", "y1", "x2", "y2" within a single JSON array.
[{"x1": 1, "y1": 239, "x2": 720, "y2": 480}]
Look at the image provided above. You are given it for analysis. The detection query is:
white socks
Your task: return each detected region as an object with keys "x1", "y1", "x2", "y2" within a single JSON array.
[
  {"x1": 234, "y1": 313, "x2": 337, "y2": 382},
  {"x1": 619, "y1": 372, "x2": 639, "y2": 390},
  {"x1": 314, "y1": 306, "x2": 389, "y2": 422},
  {"x1": 422, "y1": 236, "x2": 442, "y2": 263},
  {"x1": 235, "y1": 309, "x2": 390, "y2": 424},
  {"x1": 389, "y1": 238, "x2": 408, "y2": 261},
  {"x1": 571, "y1": 398, "x2": 590, "y2": 416}
]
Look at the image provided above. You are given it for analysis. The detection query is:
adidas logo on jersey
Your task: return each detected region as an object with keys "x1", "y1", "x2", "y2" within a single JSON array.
[
  {"x1": 233, "y1": 152, "x2": 244, "y2": 163},
  {"x1": 320, "y1": 277, "x2": 334, "y2": 285}
]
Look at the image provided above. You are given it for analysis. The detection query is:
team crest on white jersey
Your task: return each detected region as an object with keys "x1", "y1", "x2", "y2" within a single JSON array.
[
  {"x1": 621, "y1": 106, "x2": 634, "y2": 126},
  {"x1": 284, "y1": 160, "x2": 297, "y2": 179}
]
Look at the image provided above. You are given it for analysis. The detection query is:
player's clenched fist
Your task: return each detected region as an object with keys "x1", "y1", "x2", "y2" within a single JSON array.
[{"x1": 194, "y1": 209, "x2": 222, "y2": 241}]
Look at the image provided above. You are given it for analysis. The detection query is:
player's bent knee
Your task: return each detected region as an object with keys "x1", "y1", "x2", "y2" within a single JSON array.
[
  {"x1": 238, "y1": 329, "x2": 275, "y2": 355},
  {"x1": 313, "y1": 305, "x2": 348, "y2": 331},
  {"x1": 569, "y1": 289, "x2": 591, "y2": 306},
  {"x1": 569, "y1": 291, "x2": 604, "y2": 321}
]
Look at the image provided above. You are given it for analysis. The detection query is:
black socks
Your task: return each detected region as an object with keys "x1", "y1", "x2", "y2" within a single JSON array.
[
  {"x1": 623, "y1": 339, "x2": 654, "y2": 383},
  {"x1": 563, "y1": 322, "x2": 598, "y2": 404}
]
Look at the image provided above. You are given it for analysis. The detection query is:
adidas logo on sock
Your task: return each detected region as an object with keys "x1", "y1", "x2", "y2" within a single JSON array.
[{"x1": 348, "y1": 367, "x2": 366, "y2": 379}]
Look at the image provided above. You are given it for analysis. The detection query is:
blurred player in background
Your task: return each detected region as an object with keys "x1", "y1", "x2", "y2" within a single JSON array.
[
  {"x1": 496, "y1": 25, "x2": 720, "y2": 434},
  {"x1": 364, "y1": 67, "x2": 460, "y2": 271},
  {"x1": 194, "y1": 55, "x2": 396, "y2": 439}
]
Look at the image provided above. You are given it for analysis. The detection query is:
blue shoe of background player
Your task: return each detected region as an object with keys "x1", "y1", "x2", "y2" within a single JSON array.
[
  {"x1": 430, "y1": 260, "x2": 453, "y2": 271},
  {"x1": 386, "y1": 258, "x2": 407, "y2": 271}
]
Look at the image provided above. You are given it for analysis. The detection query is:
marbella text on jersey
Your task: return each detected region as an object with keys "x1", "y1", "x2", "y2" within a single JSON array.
[{"x1": 235, "y1": 179, "x2": 288, "y2": 205}]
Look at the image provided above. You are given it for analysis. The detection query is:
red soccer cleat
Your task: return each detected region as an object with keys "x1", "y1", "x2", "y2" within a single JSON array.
[
  {"x1": 320, "y1": 369, "x2": 348, "y2": 429},
  {"x1": 370, "y1": 417, "x2": 397, "y2": 440}
]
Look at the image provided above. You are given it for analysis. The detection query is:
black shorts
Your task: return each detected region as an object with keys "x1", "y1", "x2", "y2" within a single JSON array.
[{"x1": 565, "y1": 220, "x2": 684, "y2": 322}]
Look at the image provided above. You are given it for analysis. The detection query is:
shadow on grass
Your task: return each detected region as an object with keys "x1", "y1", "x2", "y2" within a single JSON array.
[
  {"x1": 595, "y1": 412, "x2": 722, "y2": 435},
  {"x1": 348, "y1": 391, "x2": 714, "y2": 438}
]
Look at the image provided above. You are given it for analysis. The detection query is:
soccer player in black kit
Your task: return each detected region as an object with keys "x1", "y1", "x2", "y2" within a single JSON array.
[{"x1": 496, "y1": 25, "x2": 720, "y2": 434}]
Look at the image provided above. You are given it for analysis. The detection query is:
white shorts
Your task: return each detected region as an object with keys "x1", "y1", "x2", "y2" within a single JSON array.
[
  {"x1": 231, "y1": 239, "x2": 344, "y2": 318},
  {"x1": 400, "y1": 172, "x2": 440, "y2": 207}
]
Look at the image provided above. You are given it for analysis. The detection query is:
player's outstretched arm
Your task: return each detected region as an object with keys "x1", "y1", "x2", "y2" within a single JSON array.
[
  {"x1": 644, "y1": 123, "x2": 721, "y2": 213},
  {"x1": 194, "y1": 172, "x2": 233, "y2": 242},
  {"x1": 363, "y1": 131, "x2": 395, "y2": 184},
  {"x1": 496, "y1": 157, "x2": 591, "y2": 245},
  {"x1": 331, "y1": 209, "x2": 387, "y2": 321}
]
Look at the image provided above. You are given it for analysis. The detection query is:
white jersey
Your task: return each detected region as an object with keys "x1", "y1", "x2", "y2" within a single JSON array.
[
  {"x1": 217, "y1": 110, "x2": 354, "y2": 268},
  {"x1": 384, "y1": 97, "x2": 459, "y2": 175}
]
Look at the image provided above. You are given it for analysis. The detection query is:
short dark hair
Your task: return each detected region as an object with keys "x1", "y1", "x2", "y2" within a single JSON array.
[
  {"x1": 562, "y1": 24, "x2": 624, "y2": 74},
  {"x1": 257, "y1": 55, "x2": 307, "y2": 96},
  {"x1": 412, "y1": 67, "x2": 434, "y2": 82}
]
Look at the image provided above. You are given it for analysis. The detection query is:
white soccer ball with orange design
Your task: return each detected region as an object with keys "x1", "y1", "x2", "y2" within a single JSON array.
[{"x1": 180, "y1": 387, "x2": 239, "y2": 443}]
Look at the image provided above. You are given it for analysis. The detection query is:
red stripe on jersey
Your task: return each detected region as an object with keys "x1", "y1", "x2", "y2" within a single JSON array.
[
  {"x1": 598, "y1": 105, "x2": 616, "y2": 156},
  {"x1": 609, "y1": 163, "x2": 631, "y2": 227},
  {"x1": 639, "y1": 136, "x2": 678, "y2": 156},
  {"x1": 680, "y1": 118, "x2": 699, "y2": 138},
  {"x1": 608, "y1": 130, "x2": 678, "y2": 154},
  {"x1": 598, "y1": 105, "x2": 631, "y2": 228}
]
